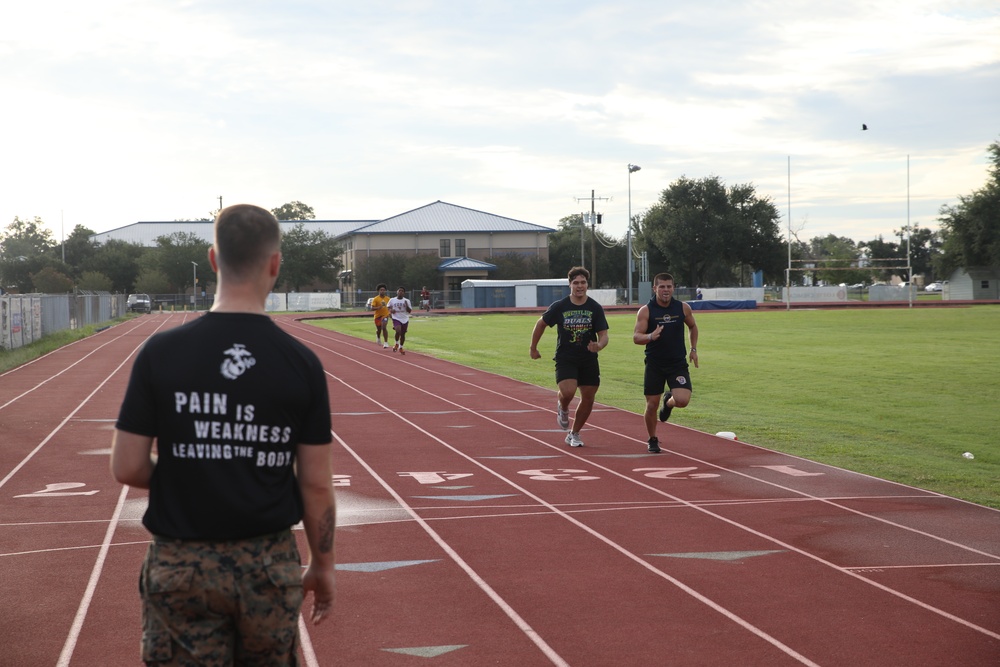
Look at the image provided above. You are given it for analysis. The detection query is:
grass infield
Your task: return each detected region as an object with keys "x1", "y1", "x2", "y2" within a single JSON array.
[{"x1": 314, "y1": 306, "x2": 1000, "y2": 510}]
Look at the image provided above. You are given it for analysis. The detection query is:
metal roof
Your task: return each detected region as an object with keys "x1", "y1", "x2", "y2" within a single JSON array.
[
  {"x1": 348, "y1": 201, "x2": 553, "y2": 235},
  {"x1": 88, "y1": 201, "x2": 554, "y2": 247},
  {"x1": 90, "y1": 220, "x2": 375, "y2": 247},
  {"x1": 438, "y1": 257, "x2": 497, "y2": 271}
]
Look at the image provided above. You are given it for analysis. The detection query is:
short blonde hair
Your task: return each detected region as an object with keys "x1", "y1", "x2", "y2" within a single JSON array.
[{"x1": 214, "y1": 205, "x2": 281, "y2": 280}]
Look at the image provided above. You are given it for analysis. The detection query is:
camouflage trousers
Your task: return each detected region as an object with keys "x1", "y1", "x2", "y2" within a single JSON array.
[{"x1": 139, "y1": 530, "x2": 304, "y2": 666}]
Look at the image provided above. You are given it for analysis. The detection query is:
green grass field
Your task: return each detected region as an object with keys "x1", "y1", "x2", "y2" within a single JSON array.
[{"x1": 313, "y1": 306, "x2": 1000, "y2": 509}]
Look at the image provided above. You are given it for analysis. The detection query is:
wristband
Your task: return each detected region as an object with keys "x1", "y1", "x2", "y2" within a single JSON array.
[{"x1": 690, "y1": 347, "x2": 696, "y2": 352}]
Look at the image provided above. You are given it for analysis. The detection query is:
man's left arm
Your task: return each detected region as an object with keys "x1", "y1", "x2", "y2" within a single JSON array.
[
  {"x1": 590, "y1": 329, "x2": 609, "y2": 353},
  {"x1": 297, "y1": 443, "x2": 337, "y2": 625},
  {"x1": 683, "y1": 302, "x2": 699, "y2": 368}
]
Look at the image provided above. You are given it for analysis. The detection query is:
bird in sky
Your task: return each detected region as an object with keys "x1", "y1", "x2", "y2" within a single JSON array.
[{"x1": 862, "y1": 123, "x2": 869, "y2": 130}]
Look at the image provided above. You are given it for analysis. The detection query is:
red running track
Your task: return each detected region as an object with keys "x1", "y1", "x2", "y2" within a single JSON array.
[{"x1": 1, "y1": 312, "x2": 998, "y2": 666}]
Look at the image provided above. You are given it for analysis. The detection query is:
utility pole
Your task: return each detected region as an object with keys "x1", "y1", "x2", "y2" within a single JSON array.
[{"x1": 574, "y1": 189, "x2": 609, "y2": 286}]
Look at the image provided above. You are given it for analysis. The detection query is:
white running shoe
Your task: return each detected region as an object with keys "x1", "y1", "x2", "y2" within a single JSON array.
[
  {"x1": 383, "y1": 342, "x2": 389, "y2": 349},
  {"x1": 565, "y1": 432, "x2": 584, "y2": 447},
  {"x1": 556, "y1": 402, "x2": 569, "y2": 430}
]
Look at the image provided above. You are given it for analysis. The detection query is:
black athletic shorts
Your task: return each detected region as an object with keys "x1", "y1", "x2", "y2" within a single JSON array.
[
  {"x1": 643, "y1": 358, "x2": 692, "y2": 396},
  {"x1": 555, "y1": 356, "x2": 601, "y2": 387}
]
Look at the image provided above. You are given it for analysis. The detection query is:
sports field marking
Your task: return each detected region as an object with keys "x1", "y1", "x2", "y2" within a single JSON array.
[
  {"x1": 0, "y1": 332, "x2": 152, "y2": 491},
  {"x1": 288, "y1": 321, "x2": 1000, "y2": 642},
  {"x1": 56, "y1": 485, "x2": 129, "y2": 667},
  {"x1": 0, "y1": 317, "x2": 157, "y2": 411},
  {"x1": 333, "y1": 428, "x2": 572, "y2": 667},
  {"x1": 324, "y1": 367, "x2": 823, "y2": 666},
  {"x1": 295, "y1": 321, "x2": 1000, "y2": 562}
]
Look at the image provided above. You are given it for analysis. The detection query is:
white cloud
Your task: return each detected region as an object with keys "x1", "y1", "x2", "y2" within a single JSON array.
[{"x1": 0, "y1": 0, "x2": 996, "y2": 249}]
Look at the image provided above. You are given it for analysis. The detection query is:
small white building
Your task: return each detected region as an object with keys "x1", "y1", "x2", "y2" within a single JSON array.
[{"x1": 945, "y1": 267, "x2": 1000, "y2": 300}]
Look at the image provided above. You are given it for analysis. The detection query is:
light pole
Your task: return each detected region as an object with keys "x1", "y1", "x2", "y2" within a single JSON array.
[
  {"x1": 627, "y1": 164, "x2": 641, "y2": 304},
  {"x1": 191, "y1": 261, "x2": 198, "y2": 311}
]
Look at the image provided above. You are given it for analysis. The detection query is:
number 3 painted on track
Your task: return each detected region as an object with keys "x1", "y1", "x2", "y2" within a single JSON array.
[{"x1": 633, "y1": 467, "x2": 720, "y2": 480}]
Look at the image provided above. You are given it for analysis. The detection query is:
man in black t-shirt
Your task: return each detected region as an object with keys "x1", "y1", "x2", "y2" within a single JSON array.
[
  {"x1": 112, "y1": 204, "x2": 337, "y2": 665},
  {"x1": 632, "y1": 272, "x2": 699, "y2": 453},
  {"x1": 530, "y1": 266, "x2": 609, "y2": 447}
]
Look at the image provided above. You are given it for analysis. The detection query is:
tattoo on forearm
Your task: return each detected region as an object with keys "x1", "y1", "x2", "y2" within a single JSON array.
[{"x1": 319, "y1": 506, "x2": 334, "y2": 552}]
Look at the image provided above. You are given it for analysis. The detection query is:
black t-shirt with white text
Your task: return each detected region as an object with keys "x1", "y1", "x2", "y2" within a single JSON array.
[
  {"x1": 541, "y1": 296, "x2": 609, "y2": 363},
  {"x1": 116, "y1": 312, "x2": 332, "y2": 540}
]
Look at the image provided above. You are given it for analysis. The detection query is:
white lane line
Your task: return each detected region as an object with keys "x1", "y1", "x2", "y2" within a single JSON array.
[
  {"x1": 287, "y1": 322, "x2": 1000, "y2": 644},
  {"x1": 292, "y1": 321, "x2": 1000, "y2": 558},
  {"x1": 0, "y1": 318, "x2": 149, "y2": 412},
  {"x1": 56, "y1": 484, "x2": 130, "y2": 667},
  {"x1": 326, "y1": 371, "x2": 820, "y2": 667},
  {"x1": 334, "y1": 428, "x2": 573, "y2": 667},
  {"x1": 0, "y1": 336, "x2": 151, "y2": 490}
]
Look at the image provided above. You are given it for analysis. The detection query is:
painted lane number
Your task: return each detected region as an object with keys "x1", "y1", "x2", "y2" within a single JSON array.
[
  {"x1": 15, "y1": 482, "x2": 99, "y2": 498},
  {"x1": 398, "y1": 472, "x2": 475, "y2": 485},
  {"x1": 634, "y1": 467, "x2": 721, "y2": 480},
  {"x1": 518, "y1": 468, "x2": 600, "y2": 482}
]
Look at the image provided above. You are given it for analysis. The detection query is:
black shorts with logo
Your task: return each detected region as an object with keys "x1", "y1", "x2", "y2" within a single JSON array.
[{"x1": 643, "y1": 357, "x2": 692, "y2": 396}]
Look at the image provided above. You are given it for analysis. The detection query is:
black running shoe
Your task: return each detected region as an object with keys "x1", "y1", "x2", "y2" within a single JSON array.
[
  {"x1": 647, "y1": 437, "x2": 661, "y2": 453},
  {"x1": 658, "y1": 392, "x2": 673, "y2": 422}
]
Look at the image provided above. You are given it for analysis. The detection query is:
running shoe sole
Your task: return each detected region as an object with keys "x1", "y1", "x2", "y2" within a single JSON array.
[{"x1": 659, "y1": 392, "x2": 673, "y2": 422}]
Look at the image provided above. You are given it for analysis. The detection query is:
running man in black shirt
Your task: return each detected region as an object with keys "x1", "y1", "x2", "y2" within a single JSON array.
[
  {"x1": 112, "y1": 204, "x2": 337, "y2": 665},
  {"x1": 530, "y1": 266, "x2": 609, "y2": 447},
  {"x1": 633, "y1": 272, "x2": 699, "y2": 453}
]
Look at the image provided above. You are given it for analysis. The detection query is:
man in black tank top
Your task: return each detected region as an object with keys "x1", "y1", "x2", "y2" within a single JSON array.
[{"x1": 632, "y1": 272, "x2": 699, "y2": 453}]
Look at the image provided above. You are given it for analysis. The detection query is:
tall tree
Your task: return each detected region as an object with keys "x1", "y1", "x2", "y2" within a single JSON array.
[
  {"x1": 31, "y1": 266, "x2": 74, "y2": 293},
  {"x1": 936, "y1": 138, "x2": 1000, "y2": 276},
  {"x1": 487, "y1": 251, "x2": 547, "y2": 282},
  {"x1": 85, "y1": 240, "x2": 146, "y2": 293},
  {"x1": 637, "y1": 176, "x2": 785, "y2": 287},
  {"x1": 272, "y1": 201, "x2": 316, "y2": 221},
  {"x1": 893, "y1": 226, "x2": 942, "y2": 281},
  {"x1": 354, "y1": 253, "x2": 412, "y2": 295},
  {"x1": 805, "y1": 234, "x2": 868, "y2": 285},
  {"x1": 59, "y1": 224, "x2": 98, "y2": 277},
  {"x1": 0, "y1": 216, "x2": 58, "y2": 292},
  {"x1": 153, "y1": 232, "x2": 212, "y2": 293},
  {"x1": 858, "y1": 235, "x2": 902, "y2": 282},
  {"x1": 547, "y1": 215, "x2": 589, "y2": 278},
  {"x1": 78, "y1": 270, "x2": 114, "y2": 292},
  {"x1": 277, "y1": 223, "x2": 342, "y2": 291},
  {"x1": 134, "y1": 267, "x2": 172, "y2": 295},
  {"x1": 402, "y1": 253, "x2": 444, "y2": 292}
]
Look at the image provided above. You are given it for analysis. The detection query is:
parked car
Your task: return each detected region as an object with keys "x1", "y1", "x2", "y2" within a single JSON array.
[
  {"x1": 924, "y1": 282, "x2": 944, "y2": 292},
  {"x1": 127, "y1": 293, "x2": 152, "y2": 313}
]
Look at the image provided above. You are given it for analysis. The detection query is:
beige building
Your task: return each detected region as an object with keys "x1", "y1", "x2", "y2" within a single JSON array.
[
  {"x1": 340, "y1": 200, "x2": 553, "y2": 295},
  {"x1": 91, "y1": 200, "x2": 554, "y2": 296}
]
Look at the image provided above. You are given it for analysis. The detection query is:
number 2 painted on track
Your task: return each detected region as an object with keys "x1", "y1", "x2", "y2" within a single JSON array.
[
  {"x1": 398, "y1": 472, "x2": 475, "y2": 485},
  {"x1": 15, "y1": 482, "x2": 99, "y2": 498},
  {"x1": 518, "y1": 468, "x2": 600, "y2": 481}
]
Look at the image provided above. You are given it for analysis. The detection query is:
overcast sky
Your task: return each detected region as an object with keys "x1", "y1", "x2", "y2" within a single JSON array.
[{"x1": 2, "y1": 0, "x2": 997, "y2": 246}]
